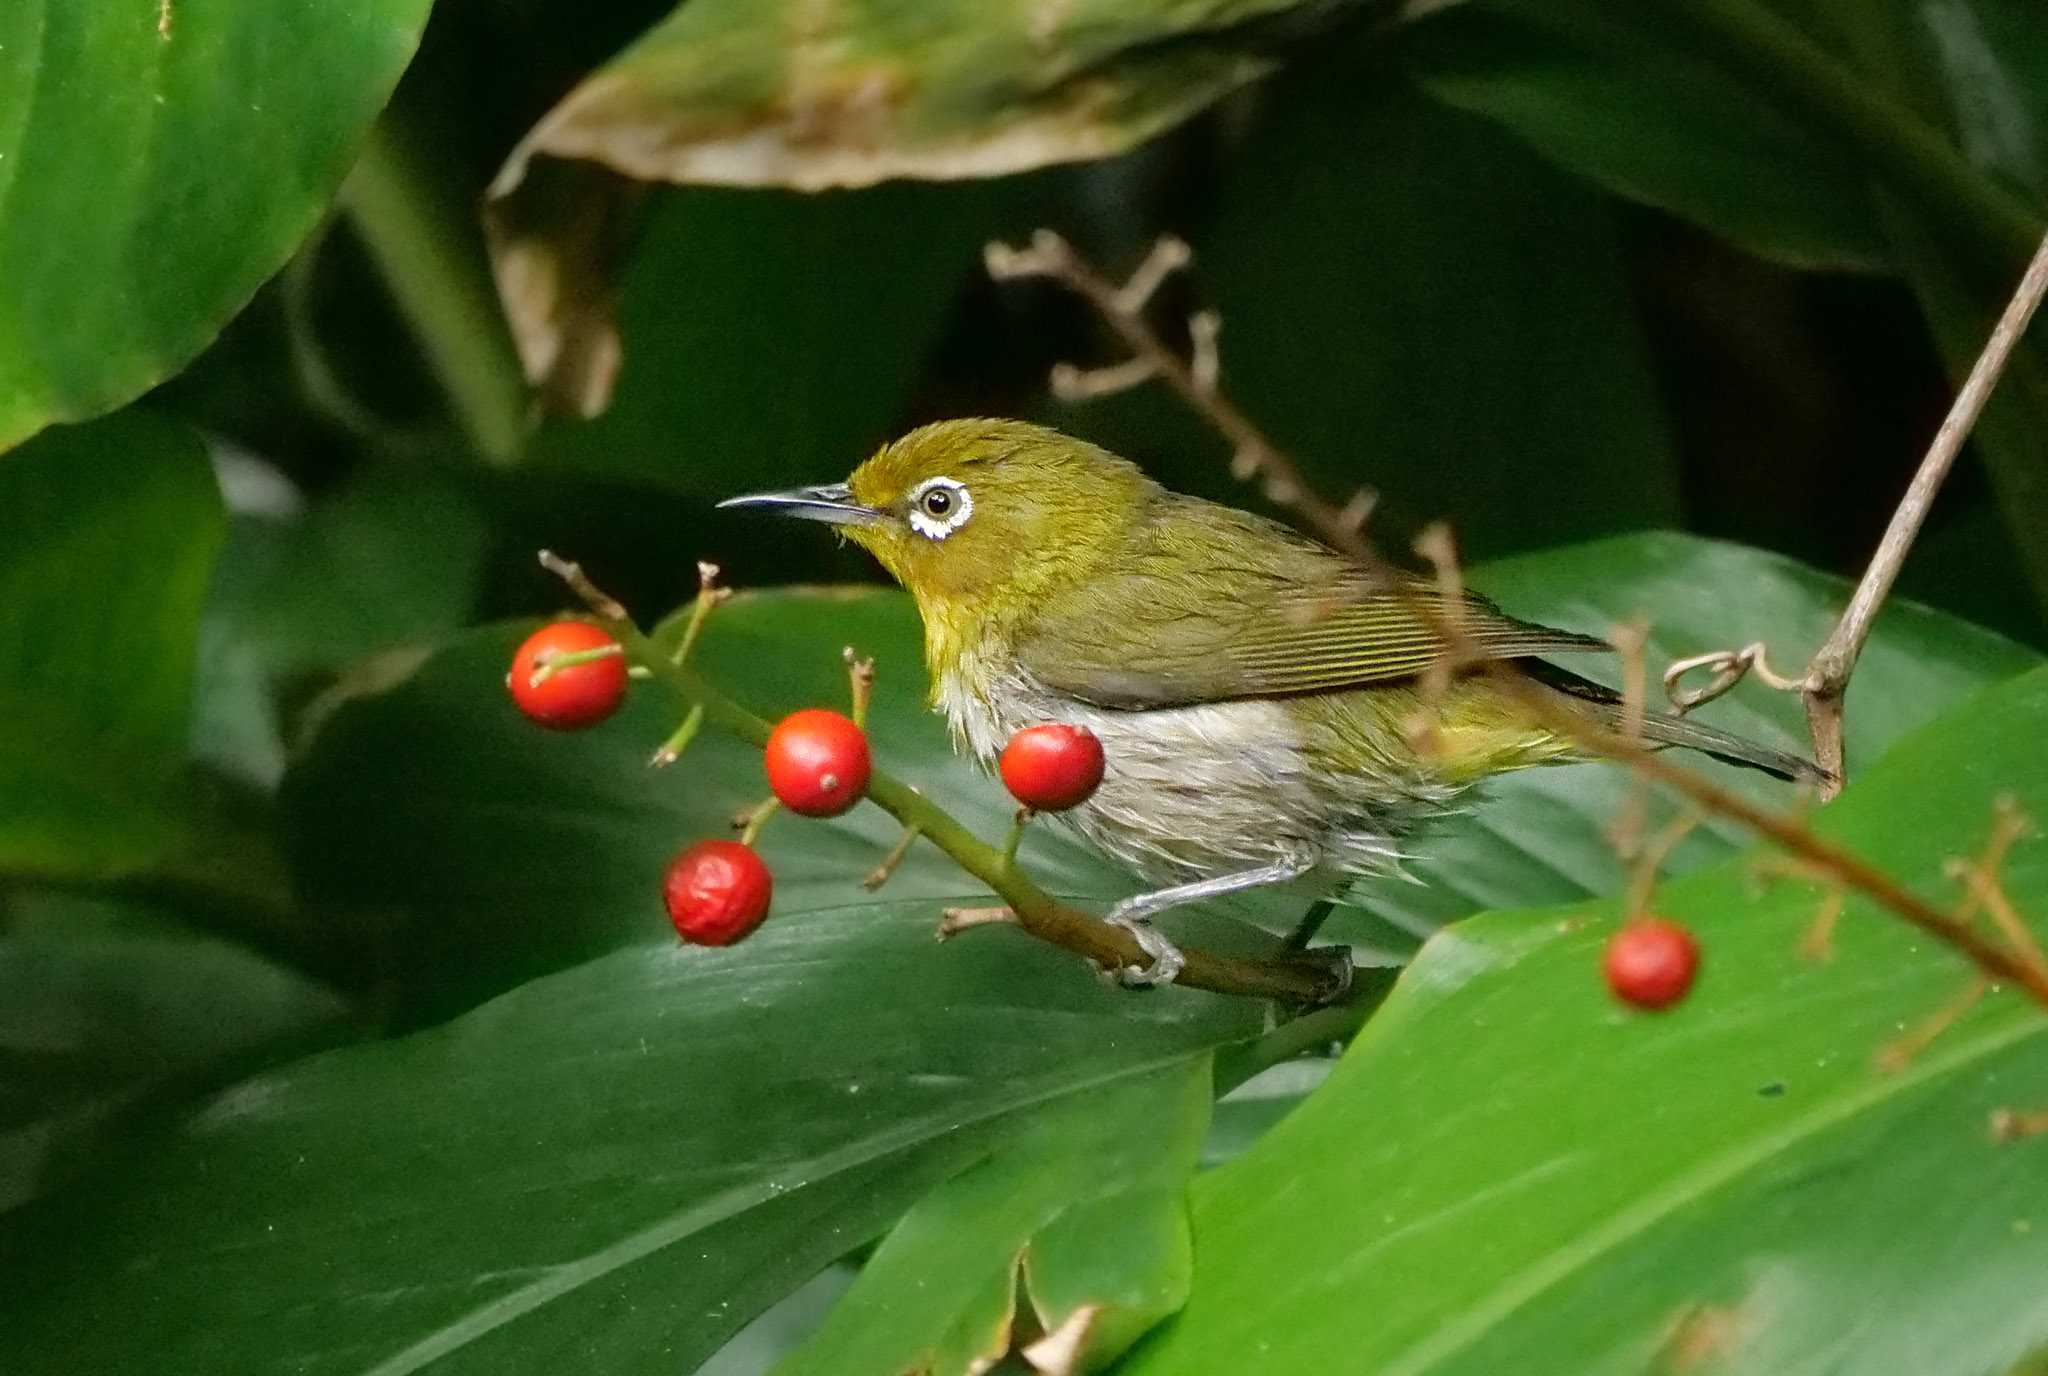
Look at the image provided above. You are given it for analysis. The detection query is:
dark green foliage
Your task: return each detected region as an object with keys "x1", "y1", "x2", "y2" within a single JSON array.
[{"x1": 4, "y1": 0, "x2": 2047, "y2": 1372}]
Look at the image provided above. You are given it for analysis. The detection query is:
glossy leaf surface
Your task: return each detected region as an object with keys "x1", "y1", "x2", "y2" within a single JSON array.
[
  {"x1": 1123, "y1": 667, "x2": 2048, "y2": 1375},
  {"x1": 0, "y1": 0, "x2": 433, "y2": 448},
  {"x1": 0, "y1": 414, "x2": 224, "y2": 877}
]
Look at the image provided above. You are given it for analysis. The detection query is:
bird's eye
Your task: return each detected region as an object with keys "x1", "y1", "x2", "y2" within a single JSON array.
[{"x1": 906, "y1": 478, "x2": 972, "y2": 540}]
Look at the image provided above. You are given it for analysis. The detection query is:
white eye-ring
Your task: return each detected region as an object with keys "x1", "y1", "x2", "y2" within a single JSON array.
[{"x1": 906, "y1": 477, "x2": 973, "y2": 541}]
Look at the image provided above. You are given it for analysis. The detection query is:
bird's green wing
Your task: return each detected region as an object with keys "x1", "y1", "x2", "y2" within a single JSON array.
[{"x1": 1012, "y1": 497, "x2": 1609, "y2": 707}]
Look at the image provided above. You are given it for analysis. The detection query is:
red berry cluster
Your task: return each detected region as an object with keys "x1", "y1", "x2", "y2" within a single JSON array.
[{"x1": 506, "y1": 623, "x2": 1109, "y2": 953}]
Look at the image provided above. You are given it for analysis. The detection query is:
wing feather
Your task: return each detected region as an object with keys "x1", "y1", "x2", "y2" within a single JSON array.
[{"x1": 1012, "y1": 496, "x2": 1609, "y2": 707}]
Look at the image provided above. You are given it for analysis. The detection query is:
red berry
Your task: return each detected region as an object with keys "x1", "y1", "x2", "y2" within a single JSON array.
[
  {"x1": 999, "y1": 723, "x2": 1105, "y2": 812},
  {"x1": 763, "y1": 708, "x2": 871, "y2": 817},
  {"x1": 664, "y1": 840, "x2": 773, "y2": 945},
  {"x1": 1604, "y1": 918, "x2": 1700, "y2": 1010},
  {"x1": 507, "y1": 621, "x2": 627, "y2": 730}
]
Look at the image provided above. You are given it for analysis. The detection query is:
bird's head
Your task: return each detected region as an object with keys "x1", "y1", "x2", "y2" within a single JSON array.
[{"x1": 720, "y1": 419, "x2": 1156, "y2": 620}]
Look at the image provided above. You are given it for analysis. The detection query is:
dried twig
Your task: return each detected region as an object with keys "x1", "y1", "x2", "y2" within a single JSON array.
[
  {"x1": 863, "y1": 823, "x2": 924, "y2": 891},
  {"x1": 1665, "y1": 228, "x2": 2048, "y2": 796},
  {"x1": 986, "y1": 231, "x2": 1376, "y2": 556},
  {"x1": 989, "y1": 234, "x2": 2048, "y2": 1010},
  {"x1": 1876, "y1": 977, "x2": 1989, "y2": 1073},
  {"x1": 936, "y1": 906, "x2": 1019, "y2": 940}
]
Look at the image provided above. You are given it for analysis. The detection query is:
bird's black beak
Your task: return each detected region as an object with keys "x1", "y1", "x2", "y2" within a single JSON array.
[{"x1": 716, "y1": 484, "x2": 888, "y2": 527}]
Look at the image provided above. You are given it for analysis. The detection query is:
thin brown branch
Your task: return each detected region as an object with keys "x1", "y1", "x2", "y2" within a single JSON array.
[
  {"x1": 1490, "y1": 669, "x2": 2048, "y2": 1006},
  {"x1": 1662, "y1": 228, "x2": 2048, "y2": 795},
  {"x1": 986, "y1": 231, "x2": 1374, "y2": 558},
  {"x1": 1876, "y1": 977, "x2": 1988, "y2": 1073},
  {"x1": 936, "y1": 905, "x2": 1019, "y2": 939},
  {"x1": 982, "y1": 235, "x2": 2048, "y2": 1011},
  {"x1": 863, "y1": 823, "x2": 923, "y2": 891},
  {"x1": 1621, "y1": 811, "x2": 1702, "y2": 920},
  {"x1": 1803, "y1": 227, "x2": 2048, "y2": 788}
]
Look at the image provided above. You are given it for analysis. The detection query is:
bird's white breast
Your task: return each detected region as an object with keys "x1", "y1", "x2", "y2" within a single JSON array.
[{"x1": 934, "y1": 659, "x2": 1424, "y2": 884}]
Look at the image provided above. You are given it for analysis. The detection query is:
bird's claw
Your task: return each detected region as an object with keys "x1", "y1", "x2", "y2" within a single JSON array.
[
  {"x1": 1300, "y1": 944, "x2": 1354, "y2": 1003},
  {"x1": 1107, "y1": 914, "x2": 1186, "y2": 987}
]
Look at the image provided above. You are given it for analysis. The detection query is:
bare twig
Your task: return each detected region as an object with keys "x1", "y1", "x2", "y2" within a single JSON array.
[
  {"x1": 1663, "y1": 642, "x2": 1807, "y2": 713},
  {"x1": 1663, "y1": 228, "x2": 2048, "y2": 795},
  {"x1": 1621, "y1": 811, "x2": 1702, "y2": 920},
  {"x1": 1876, "y1": 977, "x2": 1989, "y2": 1073},
  {"x1": 1802, "y1": 228, "x2": 2048, "y2": 789},
  {"x1": 1944, "y1": 798, "x2": 2048, "y2": 982},
  {"x1": 986, "y1": 231, "x2": 1376, "y2": 557},
  {"x1": 936, "y1": 906, "x2": 1020, "y2": 940},
  {"x1": 863, "y1": 823, "x2": 924, "y2": 891},
  {"x1": 1607, "y1": 619, "x2": 1654, "y2": 861},
  {"x1": 1491, "y1": 671, "x2": 2048, "y2": 1006},
  {"x1": 986, "y1": 235, "x2": 2048, "y2": 1010},
  {"x1": 1797, "y1": 889, "x2": 1844, "y2": 962}
]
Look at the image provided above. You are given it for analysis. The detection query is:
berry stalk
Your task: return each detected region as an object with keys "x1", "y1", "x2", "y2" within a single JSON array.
[{"x1": 537, "y1": 551, "x2": 1351, "y2": 1006}]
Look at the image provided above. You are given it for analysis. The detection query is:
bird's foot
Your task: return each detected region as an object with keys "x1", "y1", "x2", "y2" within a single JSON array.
[
  {"x1": 1298, "y1": 943, "x2": 1354, "y2": 1003},
  {"x1": 1104, "y1": 904, "x2": 1187, "y2": 987}
]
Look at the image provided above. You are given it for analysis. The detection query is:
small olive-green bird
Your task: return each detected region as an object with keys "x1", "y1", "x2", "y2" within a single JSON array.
[{"x1": 722, "y1": 419, "x2": 1818, "y2": 984}]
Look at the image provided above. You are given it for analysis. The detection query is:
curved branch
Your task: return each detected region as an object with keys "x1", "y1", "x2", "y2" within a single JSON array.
[{"x1": 538, "y1": 552, "x2": 1347, "y2": 1006}]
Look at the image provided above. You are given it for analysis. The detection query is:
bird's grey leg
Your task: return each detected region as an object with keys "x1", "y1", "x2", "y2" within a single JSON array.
[{"x1": 1104, "y1": 857, "x2": 1316, "y2": 987}]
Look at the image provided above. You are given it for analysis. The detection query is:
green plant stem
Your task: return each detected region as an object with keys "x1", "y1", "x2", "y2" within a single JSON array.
[
  {"x1": 341, "y1": 117, "x2": 529, "y2": 464},
  {"x1": 1212, "y1": 978, "x2": 1396, "y2": 1094},
  {"x1": 539, "y1": 552, "x2": 1345, "y2": 1005},
  {"x1": 999, "y1": 810, "x2": 1032, "y2": 869}
]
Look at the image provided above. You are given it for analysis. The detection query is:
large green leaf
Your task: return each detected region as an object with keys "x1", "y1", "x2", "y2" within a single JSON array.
[
  {"x1": 489, "y1": 0, "x2": 1363, "y2": 196},
  {"x1": 0, "y1": 413, "x2": 225, "y2": 878},
  {"x1": 1123, "y1": 665, "x2": 2048, "y2": 1374},
  {"x1": 1399, "y1": 0, "x2": 2048, "y2": 600},
  {"x1": 193, "y1": 460, "x2": 492, "y2": 789},
  {"x1": 1820, "y1": 0, "x2": 2048, "y2": 609},
  {"x1": 0, "y1": 893, "x2": 347, "y2": 1214},
  {"x1": 483, "y1": 0, "x2": 1368, "y2": 417},
  {"x1": 774, "y1": 1057, "x2": 1212, "y2": 1376},
  {"x1": 0, "y1": 0, "x2": 434, "y2": 450},
  {"x1": 0, "y1": 900, "x2": 1261, "y2": 1375},
  {"x1": 522, "y1": 184, "x2": 1001, "y2": 489},
  {"x1": 1400, "y1": 3, "x2": 1890, "y2": 271},
  {"x1": 1184, "y1": 45, "x2": 1682, "y2": 555}
]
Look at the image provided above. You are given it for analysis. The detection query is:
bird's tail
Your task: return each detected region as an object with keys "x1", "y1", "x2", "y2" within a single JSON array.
[
  {"x1": 1628, "y1": 709, "x2": 1829, "y2": 786},
  {"x1": 1524, "y1": 661, "x2": 1832, "y2": 787}
]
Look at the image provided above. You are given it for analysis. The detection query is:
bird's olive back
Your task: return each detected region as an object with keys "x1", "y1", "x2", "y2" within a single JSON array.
[{"x1": 843, "y1": 419, "x2": 1157, "y2": 612}]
